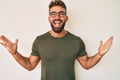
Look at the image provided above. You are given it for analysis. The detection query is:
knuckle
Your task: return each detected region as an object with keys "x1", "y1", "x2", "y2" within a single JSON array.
[{"x1": 0, "y1": 35, "x2": 5, "y2": 39}]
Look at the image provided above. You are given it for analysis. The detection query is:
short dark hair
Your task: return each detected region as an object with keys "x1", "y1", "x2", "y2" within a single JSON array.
[{"x1": 49, "y1": 0, "x2": 67, "y2": 12}]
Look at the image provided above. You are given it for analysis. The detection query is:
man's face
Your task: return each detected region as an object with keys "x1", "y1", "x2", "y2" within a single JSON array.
[{"x1": 48, "y1": 6, "x2": 68, "y2": 33}]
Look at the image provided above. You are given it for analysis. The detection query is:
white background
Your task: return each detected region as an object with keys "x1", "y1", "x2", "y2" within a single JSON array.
[{"x1": 0, "y1": 0, "x2": 120, "y2": 80}]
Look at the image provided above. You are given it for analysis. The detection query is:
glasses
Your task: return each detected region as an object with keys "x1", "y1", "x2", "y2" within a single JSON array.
[{"x1": 49, "y1": 11, "x2": 66, "y2": 17}]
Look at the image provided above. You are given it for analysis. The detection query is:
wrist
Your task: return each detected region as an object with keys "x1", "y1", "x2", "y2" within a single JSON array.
[
  {"x1": 13, "y1": 51, "x2": 18, "y2": 57},
  {"x1": 97, "y1": 52, "x2": 103, "y2": 57}
]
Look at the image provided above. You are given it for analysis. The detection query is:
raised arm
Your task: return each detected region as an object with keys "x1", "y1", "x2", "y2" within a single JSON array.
[
  {"x1": 0, "y1": 36, "x2": 40, "y2": 71},
  {"x1": 77, "y1": 36, "x2": 114, "y2": 70}
]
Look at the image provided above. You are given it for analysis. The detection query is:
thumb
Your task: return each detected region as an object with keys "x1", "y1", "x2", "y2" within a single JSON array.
[
  {"x1": 100, "y1": 41, "x2": 103, "y2": 46},
  {"x1": 15, "y1": 39, "x2": 18, "y2": 45},
  {"x1": 99, "y1": 41, "x2": 103, "y2": 50}
]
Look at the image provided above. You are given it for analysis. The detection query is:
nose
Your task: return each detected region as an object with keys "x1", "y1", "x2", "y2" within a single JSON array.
[{"x1": 55, "y1": 13, "x2": 60, "y2": 19}]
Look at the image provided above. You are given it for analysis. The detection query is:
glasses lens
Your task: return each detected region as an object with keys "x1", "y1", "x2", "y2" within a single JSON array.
[{"x1": 49, "y1": 11, "x2": 66, "y2": 17}]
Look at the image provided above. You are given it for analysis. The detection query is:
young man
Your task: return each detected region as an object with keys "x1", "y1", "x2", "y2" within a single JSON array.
[{"x1": 0, "y1": 0, "x2": 113, "y2": 80}]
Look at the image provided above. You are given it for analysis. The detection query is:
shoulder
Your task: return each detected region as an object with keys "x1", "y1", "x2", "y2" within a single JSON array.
[
  {"x1": 36, "y1": 31, "x2": 50, "y2": 40},
  {"x1": 32, "y1": 32, "x2": 50, "y2": 44},
  {"x1": 68, "y1": 32, "x2": 83, "y2": 40},
  {"x1": 68, "y1": 32, "x2": 85, "y2": 45}
]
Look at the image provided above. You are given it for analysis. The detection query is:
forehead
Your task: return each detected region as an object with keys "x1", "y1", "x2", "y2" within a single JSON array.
[{"x1": 49, "y1": 6, "x2": 65, "y2": 12}]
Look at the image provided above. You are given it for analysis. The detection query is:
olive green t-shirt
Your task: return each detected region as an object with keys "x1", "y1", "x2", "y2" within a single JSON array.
[{"x1": 31, "y1": 31, "x2": 87, "y2": 80}]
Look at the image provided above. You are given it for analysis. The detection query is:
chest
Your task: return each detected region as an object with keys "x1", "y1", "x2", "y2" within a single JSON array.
[{"x1": 37, "y1": 39, "x2": 80, "y2": 61}]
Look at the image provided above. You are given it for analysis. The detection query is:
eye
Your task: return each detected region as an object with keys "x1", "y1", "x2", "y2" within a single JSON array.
[
  {"x1": 59, "y1": 11, "x2": 66, "y2": 16},
  {"x1": 49, "y1": 11, "x2": 66, "y2": 17},
  {"x1": 50, "y1": 12, "x2": 56, "y2": 16}
]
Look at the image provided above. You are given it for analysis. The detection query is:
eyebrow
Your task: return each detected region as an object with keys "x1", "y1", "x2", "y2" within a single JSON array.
[{"x1": 49, "y1": 11, "x2": 66, "y2": 13}]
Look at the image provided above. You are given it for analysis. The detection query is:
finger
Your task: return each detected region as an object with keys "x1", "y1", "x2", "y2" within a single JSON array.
[
  {"x1": 108, "y1": 42, "x2": 113, "y2": 49},
  {"x1": 0, "y1": 36, "x2": 12, "y2": 45},
  {"x1": 105, "y1": 36, "x2": 114, "y2": 44},
  {"x1": 102, "y1": 36, "x2": 113, "y2": 53},
  {"x1": 100, "y1": 41, "x2": 103, "y2": 46},
  {"x1": 104, "y1": 36, "x2": 114, "y2": 47},
  {"x1": 104, "y1": 42, "x2": 113, "y2": 53},
  {"x1": 99, "y1": 41, "x2": 103, "y2": 48},
  {"x1": 15, "y1": 39, "x2": 18, "y2": 44},
  {"x1": 98, "y1": 40, "x2": 103, "y2": 52},
  {"x1": 105, "y1": 40, "x2": 113, "y2": 49},
  {"x1": 0, "y1": 42, "x2": 7, "y2": 48}
]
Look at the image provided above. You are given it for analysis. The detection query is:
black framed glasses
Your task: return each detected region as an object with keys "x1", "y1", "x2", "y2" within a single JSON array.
[{"x1": 49, "y1": 11, "x2": 66, "y2": 17}]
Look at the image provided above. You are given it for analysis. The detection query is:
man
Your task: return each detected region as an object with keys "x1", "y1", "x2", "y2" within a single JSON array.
[{"x1": 0, "y1": 0, "x2": 113, "y2": 80}]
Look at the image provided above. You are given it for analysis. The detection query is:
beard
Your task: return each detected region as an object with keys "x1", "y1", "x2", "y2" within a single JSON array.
[{"x1": 50, "y1": 19, "x2": 66, "y2": 33}]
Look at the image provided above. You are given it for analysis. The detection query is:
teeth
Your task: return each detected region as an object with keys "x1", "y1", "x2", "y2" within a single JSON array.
[
  {"x1": 56, "y1": 23, "x2": 59, "y2": 26},
  {"x1": 54, "y1": 21, "x2": 61, "y2": 24}
]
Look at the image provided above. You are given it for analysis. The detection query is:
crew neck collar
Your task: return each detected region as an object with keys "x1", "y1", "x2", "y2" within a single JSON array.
[{"x1": 48, "y1": 31, "x2": 69, "y2": 39}]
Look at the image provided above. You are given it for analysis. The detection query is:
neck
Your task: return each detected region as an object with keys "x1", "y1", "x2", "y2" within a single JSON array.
[{"x1": 49, "y1": 30, "x2": 67, "y2": 38}]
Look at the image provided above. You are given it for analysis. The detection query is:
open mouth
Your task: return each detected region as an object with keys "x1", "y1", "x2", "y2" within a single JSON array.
[{"x1": 53, "y1": 20, "x2": 62, "y2": 27}]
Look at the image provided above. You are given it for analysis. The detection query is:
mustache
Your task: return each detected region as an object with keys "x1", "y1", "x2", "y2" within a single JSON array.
[{"x1": 53, "y1": 19, "x2": 63, "y2": 22}]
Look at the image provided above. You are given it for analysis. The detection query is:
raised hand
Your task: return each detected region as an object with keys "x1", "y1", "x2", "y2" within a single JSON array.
[
  {"x1": 0, "y1": 36, "x2": 18, "y2": 55},
  {"x1": 98, "y1": 36, "x2": 114, "y2": 56}
]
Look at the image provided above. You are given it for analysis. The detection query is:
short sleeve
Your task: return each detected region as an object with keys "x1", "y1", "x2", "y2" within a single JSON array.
[
  {"x1": 78, "y1": 37, "x2": 87, "y2": 57},
  {"x1": 31, "y1": 37, "x2": 40, "y2": 56}
]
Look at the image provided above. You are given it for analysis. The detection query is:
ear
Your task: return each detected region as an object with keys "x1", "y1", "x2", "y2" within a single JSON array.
[
  {"x1": 65, "y1": 16, "x2": 68, "y2": 22},
  {"x1": 48, "y1": 16, "x2": 50, "y2": 22}
]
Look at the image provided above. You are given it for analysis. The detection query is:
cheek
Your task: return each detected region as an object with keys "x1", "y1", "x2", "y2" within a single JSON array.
[
  {"x1": 48, "y1": 18, "x2": 53, "y2": 23},
  {"x1": 65, "y1": 17, "x2": 68, "y2": 22},
  {"x1": 62, "y1": 17, "x2": 68, "y2": 22},
  {"x1": 62, "y1": 19, "x2": 67, "y2": 23}
]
